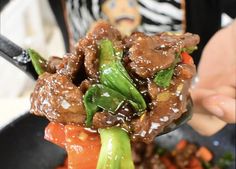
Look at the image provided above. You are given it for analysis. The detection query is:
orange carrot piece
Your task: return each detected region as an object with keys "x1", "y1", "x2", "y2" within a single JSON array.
[
  {"x1": 176, "y1": 139, "x2": 187, "y2": 151},
  {"x1": 44, "y1": 122, "x2": 65, "y2": 148},
  {"x1": 65, "y1": 125, "x2": 101, "y2": 169},
  {"x1": 187, "y1": 157, "x2": 203, "y2": 169},
  {"x1": 196, "y1": 146, "x2": 213, "y2": 162},
  {"x1": 181, "y1": 52, "x2": 194, "y2": 64},
  {"x1": 161, "y1": 156, "x2": 177, "y2": 169}
]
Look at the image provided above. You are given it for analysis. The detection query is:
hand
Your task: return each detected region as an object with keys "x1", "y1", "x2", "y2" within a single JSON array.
[{"x1": 188, "y1": 20, "x2": 236, "y2": 136}]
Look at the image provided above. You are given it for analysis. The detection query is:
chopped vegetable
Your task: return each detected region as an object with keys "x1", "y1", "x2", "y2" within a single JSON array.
[
  {"x1": 83, "y1": 84, "x2": 126, "y2": 126},
  {"x1": 99, "y1": 39, "x2": 146, "y2": 113},
  {"x1": 156, "y1": 147, "x2": 167, "y2": 156},
  {"x1": 45, "y1": 123, "x2": 101, "y2": 169},
  {"x1": 181, "y1": 52, "x2": 194, "y2": 65},
  {"x1": 153, "y1": 56, "x2": 181, "y2": 88},
  {"x1": 217, "y1": 152, "x2": 234, "y2": 169},
  {"x1": 201, "y1": 160, "x2": 212, "y2": 169},
  {"x1": 196, "y1": 146, "x2": 213, "y2": 162},
  {"x1": 97, "y1": 127, "x2": 134, "y2": 169},
  {"x1": 176, "y1": 139, "x2": 187, "y2": 151},
  {"x1": 65, "y1": 125, "x2": 101, "y2": 169},
  {"x1": 182, "y1": 46, "x2": 198, "y2": 54},
  {"x1": 44, "y1": 122, "x2": 65, "y2": 148},
  {"x1": 160, "y1": 156, "x2": 177, "y2": 169},
  {"x1": 154, "y1": 68, "x2": 174, "y2": 88},
  {"x1": 27, "y1": 48, "x2": 46, "y2": 75},
  {"x1": 187, "y1": 157, "x2": 203, "y2": 169}
]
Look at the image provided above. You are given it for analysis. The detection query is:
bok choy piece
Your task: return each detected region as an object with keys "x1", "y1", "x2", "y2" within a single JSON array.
[
  {"x1": 83, "y1": 84, "x2": 126, "y2": 126},
  {"x1": 96, "y1": 127, "x2": 134, "y2": 169},
  {"x1": 99, "y1": 39, "x2": 146, "y2": 113},
  {"x1": 27, "y1": 48, "x2": 46, "y2": 75}
]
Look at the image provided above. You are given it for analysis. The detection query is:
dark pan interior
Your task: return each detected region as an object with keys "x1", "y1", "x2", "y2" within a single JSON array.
[{"x1": 0, "y1": 113, "x2": 235, "y2": 169}]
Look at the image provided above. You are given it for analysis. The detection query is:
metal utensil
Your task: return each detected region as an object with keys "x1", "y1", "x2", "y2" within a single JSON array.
[
  {"x1": 0, "y1": 35, "x2": 38, "y2": 80},
  {"x1": 159, "y1": 98, "x2": 193, "y2": 136}
]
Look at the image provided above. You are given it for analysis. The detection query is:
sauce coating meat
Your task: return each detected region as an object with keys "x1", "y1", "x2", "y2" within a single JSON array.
[
  {"x1": 30, "y1": 73, "x2": 86, "y2": 124},
  {"x1": 30, "y1": 21, "x2": 199, "y2": 143}
]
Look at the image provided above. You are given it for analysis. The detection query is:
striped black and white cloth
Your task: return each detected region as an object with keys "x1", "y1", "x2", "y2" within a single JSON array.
[{"x1": 66, "y1": 0, "x2": 183, "y2": 42}]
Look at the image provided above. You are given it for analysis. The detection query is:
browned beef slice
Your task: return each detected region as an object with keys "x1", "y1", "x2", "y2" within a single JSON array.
[
  {"x1": 158, "y1": 33, "x2": 200, "y2": 49},
  {"x1": 30, "y1": 72, "x2": 86, "y2": 124},
  {"x1": 79, "y1": 79, "x2": 92, "y2": 94},
  {"x1": 131, "y1": 78, "x2": 192, "y2": 143},
  {"x1": 87, "y1": 20, "x2": 122, "y2": 44},
  {"x1": 128, "y1": 33, "x2": 199, "y2": 78},
  {"x1": 46, "y1": 56, "x2": 62, "y2": 73},
  {"x1": 92, "y1": 102, "x2": 133, "y2": 129},
  {"x1": 77, "y1": 38, "x2": 99, "y2": 81},
  {"x1": 57, "y1": 52, "x2": 84, "y2": 80},
  {"x1": 76, "y1": 21, "x2": 123, "y2": 80},
  {"x1": 175, "y1": 63, "x2": 196, "y2": 79},
  {"x1": 128, "y1": 35, "x2": 176, "y2": 78}
]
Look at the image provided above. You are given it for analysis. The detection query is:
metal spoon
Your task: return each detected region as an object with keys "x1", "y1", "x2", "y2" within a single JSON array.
[
  {"x1": 0, "y1": 34, "x2": 38, "y2": 80},
  {"x1": 158, "y1": 98, "x2": 193, "y2": 136},
  {"x1": 0, "y1": 35, "x2": 193, "y2": 136}
]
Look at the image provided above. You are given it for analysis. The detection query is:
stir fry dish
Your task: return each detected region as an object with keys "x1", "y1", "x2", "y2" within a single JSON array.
[
  {"x1": 56, "y1": 139, "x2": 234, "y2": 169},
  {"x1": 29, "y1": 21, "x2": 200, "y2": 169}
]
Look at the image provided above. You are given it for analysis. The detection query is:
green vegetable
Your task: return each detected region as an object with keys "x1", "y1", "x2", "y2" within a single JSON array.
[
  {"x1": 153, "y1": 55, "x2": 181, "y2": 88},
  {"x1": 154, "y1": 68, "x2": 174, "y2": 88},
  {"x1": 217, "y1": 152, "x2": 234, "y2": 169},
  {"x1": 182, "y1": 46, "x2": 198, "y2": 54},
  {"x1": 156, "y1": 147, "x2": 167, "y2": 156},
  {"x1": 201, "y1": 161, "x2": 212, "y2": 169},
  {"x1": 83, "y1": 84, "x2": 126, "y2": 126},
  {"x1": 99, "y1": 39, "x2": 146, "y2": 112},
  {"x1": 153, "y1": 46, "x2": 197, "y2": 88},
  {"x1": 27, "y1": 48, "x2": 46, "y2": 75},
  {"x1": 96, "y1": 127, "x2": 134, "y2": 169}
]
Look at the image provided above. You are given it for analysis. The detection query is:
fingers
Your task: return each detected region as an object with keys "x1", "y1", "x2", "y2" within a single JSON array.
[
  {"x1": 214, "y1": 85, "x2": 236, "y2": 98},
  {"x1": 188, "y1": 111, "x2": 226, "y2": 136},
  {"x1": 202, "y1": 94, "x2": 236, "y2": 123},
  {"x1": 190, "y1": 88, "x2": 215, "y2": 104}
]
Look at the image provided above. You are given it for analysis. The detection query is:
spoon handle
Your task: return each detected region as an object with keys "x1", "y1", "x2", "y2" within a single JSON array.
[{"x1": 0, "y1": 35, "x2": 38, "y2": 80}]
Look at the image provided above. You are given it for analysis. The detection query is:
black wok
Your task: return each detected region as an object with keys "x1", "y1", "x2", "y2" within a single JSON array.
[{"x1": 0, "y1": 113, "x2": 235, "y2": 169}]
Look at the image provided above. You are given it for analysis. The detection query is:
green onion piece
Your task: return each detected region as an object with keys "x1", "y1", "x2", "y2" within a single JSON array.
[
  {"x1": 27, "y1": 48, "x2": 46, "y2": 75},
  {"x1": 217, "y1": 152, "x2": 234, "y2": 169},
  {"x1": 83, "y1": 84, "x2": 126, "y2": 126},
  {"x1": 201, "y1": 160, "x2": 212, "y2": 169},
  {"x1": 154, "y1": 68, "x2": 174, "y2": 88},
  {"x1": 96, "y1": 127, "x2": 135, "y2": 169},
  {"x1": 156, "y1": 147, "x2": 167, "y2": 156},
  {"x1": 153, "y1": 56, "x2": 181, "y2": 88},
  {"x1": 99, "y1": 39, "x2": 146, "y2": 113},
  {"x1": 182, "y1": 46, "x2": 198, "y2": 54}
]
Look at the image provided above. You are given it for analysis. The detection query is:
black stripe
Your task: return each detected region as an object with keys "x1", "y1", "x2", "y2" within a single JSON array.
[
  {"x1": 138, "y1": 2, "x2": 182, "y2": 22},
  {"x1": 157, "y1": 0, "x2": 181, "y2": 8},
  {"x1": 49, "y1": 0, "x2": 70, "y2": 52}
]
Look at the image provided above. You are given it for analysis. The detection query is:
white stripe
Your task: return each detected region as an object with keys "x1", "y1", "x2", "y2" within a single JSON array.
[
  {"x1": 174, "y1": 0, "x2": 181, "y2": 3},
  {"x1": 139, "y1": 0, "x2": 182, "y2": 20},
  {"x1": 82, "y1": 0, "x2": 94, "y2": 24},
  {"x1": 173, "y1": 24, "x2": 182, "y2": 32},
  {"x1": 140, "y1": 7, "x2": 172, "y2": 24},
  {"x1": 74, "y1": 0, "x2": 87, "y2": 37},
  {"x1": 92, "y1": 0, "x2": 100, "y2": 19}
]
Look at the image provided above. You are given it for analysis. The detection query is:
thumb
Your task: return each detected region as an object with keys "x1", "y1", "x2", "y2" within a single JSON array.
[{"x1": 202, "y1": 94, "x2": 236, "y2": 123}]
